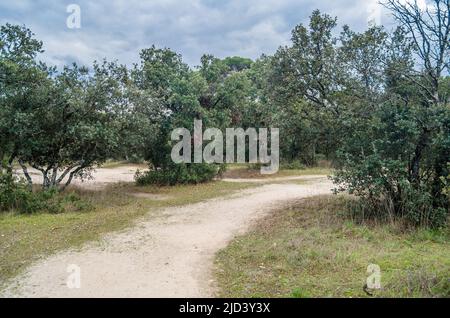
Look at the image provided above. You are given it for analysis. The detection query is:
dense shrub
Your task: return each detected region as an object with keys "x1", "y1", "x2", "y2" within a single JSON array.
[
  {"x1": 135, "y1": 163, "x2": 224, "y2": 186},
  {"x1": 280, "y1": 160, "x2": 306, "y2": 170},
  {"x1": 333, "y1": 105, "x2": 449, "y2": 228},
  {"x1": 341, "y1": 181, "x2": 448, "y2": 228},
  {"x1": 333, "y1": 104, "x2": 450, "y2": 228},
  {"x1": 1, "y1": 173, "x2": 35, "y2": 213},
  {"x1": 0, "y1": 172, "x2": 64, "y2": 214}
]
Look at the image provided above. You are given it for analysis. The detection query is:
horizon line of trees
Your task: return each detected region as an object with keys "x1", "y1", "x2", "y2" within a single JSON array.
[{"x1": 1, "y1": 0, "x2": 449, "y2": 226}]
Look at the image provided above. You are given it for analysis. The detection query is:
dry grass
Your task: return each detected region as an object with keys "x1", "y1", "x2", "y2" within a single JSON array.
[
  {"x1": 223, "y1": 164, "x2": 331, "y2": 179},
  {"x1": 215, "y1": 195, "x2": 450, "y2": 298},
  {"x1": 0, "y1": 180, "x2": 257, "y2": 284},
  {"x1": 98, "y1": 160, "x2": 147, "y2": 169}
]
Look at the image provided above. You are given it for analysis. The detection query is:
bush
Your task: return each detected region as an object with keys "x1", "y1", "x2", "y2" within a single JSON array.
[
  {"x1": 280, "y1": 160, "x2": 306, "y2": 170},
  {"x1": 62, "y1": 192, "x2": 93, "y2": 212},
  {"x1": 0, "y1": 172, "x2": 64, "y2": 214},
  {"x1": 334, "y1": 154, "x2": 449, "y2": 227},
  {"x1": 135, "y1": 163, "x2": 224, "y2": 186},
  {"x1": 333, "y1": 100, "x2": 449, "y2": 228},
  {"x1": 344, "y1": 185, "x2": 448, "y2": 228},
  {"x1": 0, "y1": 172, "x2": 34, "y2": 213}
]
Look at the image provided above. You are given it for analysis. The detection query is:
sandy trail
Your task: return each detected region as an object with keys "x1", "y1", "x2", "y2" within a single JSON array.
[
  {"x1": 1, "y1": 177, "x2": 333, "y2": 298},
  {"x1": 14, "y1": 165, "x2": 145, "y2": 190}
]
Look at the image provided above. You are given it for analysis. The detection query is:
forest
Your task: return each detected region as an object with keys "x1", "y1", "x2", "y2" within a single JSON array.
[
  {"x1": 1, "y1": 1, "x2": 449, "y2": 228},
  {"x1": 0, "y1": 0, "x2": 449, "y2": 299}
]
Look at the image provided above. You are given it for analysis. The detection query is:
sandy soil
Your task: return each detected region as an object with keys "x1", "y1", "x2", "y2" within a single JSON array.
[
  {"x1": 1, "y1": 173, "x2": 333, "y2": 298},
  {"x1": 14, "y1": 165, "x2": 145, "y2": 190}
]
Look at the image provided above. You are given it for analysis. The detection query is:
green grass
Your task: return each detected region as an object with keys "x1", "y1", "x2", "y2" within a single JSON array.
[
  {"x1": 0, "y1": 180, "x2": 257, "y2": 284},
  {"x1": 215, "y1": 195, "x2": 450, "y2": 298}
]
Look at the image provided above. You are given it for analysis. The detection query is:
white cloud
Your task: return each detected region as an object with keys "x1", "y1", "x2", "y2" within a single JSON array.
[{"x1": 0, "y1": 0, "x2": 392, "y2": 68}]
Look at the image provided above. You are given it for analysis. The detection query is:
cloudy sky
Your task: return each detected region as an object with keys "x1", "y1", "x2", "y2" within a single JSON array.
[{"x1": 0, "y1": 0, "x2": 394, "y2": 68}]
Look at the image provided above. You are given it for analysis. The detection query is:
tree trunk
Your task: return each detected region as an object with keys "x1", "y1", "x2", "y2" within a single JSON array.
[
  {"x1": 5, "y1": 153, "x2": 16, "y2": 177},
  {"x1": 50, "y1": 166, "x2": 58, "y2": 189},
  {"x1": 18, "y1": 160, "x2": 33, "y2": 191},
  {"x1": 409, "y1": 129, "x2": 429, "y2": 186},
  {"x1": 59, "y1": 166, "x2": 84, "y2": 192}
]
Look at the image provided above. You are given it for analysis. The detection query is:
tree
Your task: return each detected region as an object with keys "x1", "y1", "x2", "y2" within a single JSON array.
[
  {"x1": 268, "y1": 11, "x2": 346, "y2": 164},
  {"x1": 1, "y1": 24, "x2": 163, "y2": 191},
  {"x1": 14, "y1": 61, "x2": 137, "y2": 191},
  {"x1": 333, "y1": 0, "x2": 450, "y2": 226},
  {"x1": 222, "y1": 56, "x2": 253, "y2": 72},
  {"x1": 133, "y1": 48, "x2": 261, "y2": 184},
  {"x1": 133, "y1": 47, "x2": 229, "y2": 184},
  {"x1": 0, "y1": 24, "x2": 44, "y2": 177},
  {"x1": 383, "y1": 0, "x2": 449, "y2": 104},
  {"x1": 382, "y1": 0, "x2": 449, "y2": 189},
  {"x1": 265, "y1": 5, "x2": 449, "y2": 226},
  {"x1": 272, "y1": 10, "x2": 341, "y2": 114}
]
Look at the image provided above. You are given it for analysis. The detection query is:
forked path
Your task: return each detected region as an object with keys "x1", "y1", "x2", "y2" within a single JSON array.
[{"x1": 1, "y1": 178, "x2": 333, "y2": 298}]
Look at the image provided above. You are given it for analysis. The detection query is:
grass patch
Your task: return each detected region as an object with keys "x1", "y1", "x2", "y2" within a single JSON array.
[
  {"x1": 223, "y1": 164, "x2": 331, "y2": 179},
  {"x1": 0, "y1": 180, "x2": 256, "y2": 284},
  {"x1": 98, "y1": 160, "x2": 147, "y2": 169},
  {"x1": 215, "y1": 195, "x2": 450, "y2": 298}
]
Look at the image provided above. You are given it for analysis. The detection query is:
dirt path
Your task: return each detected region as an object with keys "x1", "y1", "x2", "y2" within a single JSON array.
[
  {"x1": 1, "y1": 177, "x2": 333, "y2": 298},
  {"x1": 14, "y1": 165, "x2": 146, "y2": 190}
]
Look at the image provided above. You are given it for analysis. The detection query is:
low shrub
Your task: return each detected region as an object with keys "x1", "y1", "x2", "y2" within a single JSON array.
[
  {"x1": 280, "y1": 160, "x2": 306, "y2": 170},
  {"x1": 135, "y1": 163, "x2": 225, "y2": 186},
  {"x1": 341, "y1": 181, "x2": 449, "y2": 228},
  {"x1": 61, "y1": 192, "x2": 93, "y2": 212},
  {"x1": 1, "y1": 171, "x2": 69, "y2": 214}
]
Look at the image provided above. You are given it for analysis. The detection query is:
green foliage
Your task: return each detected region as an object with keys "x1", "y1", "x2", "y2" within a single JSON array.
[
  {"x1": 133, "y1": 47, "x2": 245, "y2": 182},
  {"x1": 1, "y1": 0, "x2": 449, "y2": 227},
  {"x1": 333, "y1": 99, "x2": 449, "y2": 227},
  {"x1": 0, "y1": 171, "x2": 63, "y2": 214},
  {"x1": 280, "y1": 160, "x2": 306, "y2": 170},
  {"x1": 342, "y1": 181, "x2": 448, "y2": 228},
  {"x1": 330, "y1": 0, "x2": 450, "y2": 227},
  {"x1": 135, "y1": 163, "x2": 223, "y2": 186},
  {"x1": 0, "y1": 24, "x2": 46, "y2": 174},
  {"x1": 291, "y1": 288, "x2": 311, "y2": 298},
  {"x1": 0, "y1": 172, "x2": 32, "y2": 213},
  {"x1": 1, "y1": 24, "x2": 162, "y2": 191},
  {"x1": 267, "y1": 11, "x2": 346, "y2": 164},
  {"x1": 264, "y1": 3, "x2": 449, "y2": 227}
]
